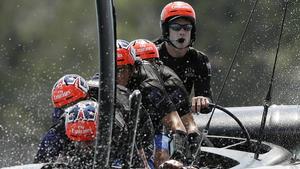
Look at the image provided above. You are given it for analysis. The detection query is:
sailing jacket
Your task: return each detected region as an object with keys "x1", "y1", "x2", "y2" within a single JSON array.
[
  {"x1": 127, "y1": 61, "x2": 176, "y2": 129},
  {"x1": 153, "y1": 62, "x2": 191, "y2": 117},
  {"x1": 158, "y1": 43, "x2": 213, "y2": 102}
]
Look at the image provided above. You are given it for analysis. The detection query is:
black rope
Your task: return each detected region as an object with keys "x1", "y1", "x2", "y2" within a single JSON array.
[
  {"x1": 254, "y1": 0, "x2": 289, "y2": 159},
  {"x1": 190, "y1": 0, "x2": 259, "y2": 165}
]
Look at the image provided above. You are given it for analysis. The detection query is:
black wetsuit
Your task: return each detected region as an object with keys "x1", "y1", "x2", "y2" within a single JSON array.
[
  {"x1": 153, "y1": 62, "x2": 191, "y2": 117},
  {"x1": 158, "y1": 43, "x2": 213, "y2": 101},
  {"x1": 127, "y1": 61, "x2": 177, "y2": 129}
]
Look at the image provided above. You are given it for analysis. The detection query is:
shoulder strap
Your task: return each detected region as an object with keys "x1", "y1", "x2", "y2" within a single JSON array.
[{"x1": 153, "y1": 36, "x2": 165, "y2": 46}]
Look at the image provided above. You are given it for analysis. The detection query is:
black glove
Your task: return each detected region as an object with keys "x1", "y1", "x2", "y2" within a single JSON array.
[{"x1": 170, "y1": 130, "x2": 188, "y2": 162}]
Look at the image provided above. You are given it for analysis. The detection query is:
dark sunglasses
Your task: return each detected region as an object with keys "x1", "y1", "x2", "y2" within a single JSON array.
[{"x1": 169, "y1": 23, "x2": 193, "y2": 31}]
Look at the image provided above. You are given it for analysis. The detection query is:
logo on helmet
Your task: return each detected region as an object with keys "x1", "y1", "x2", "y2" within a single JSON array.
[
  {"x1": 171, "y1": 4, "x2": 191, "y2": 9},
  {"x1": 53, "y1": 90, "x2": 71, "y2": 100},
  {"x1": 136, "y1": 46, "x2": 155, "y2": 53},
  {"x1": 71, "y1": 127, "x2": 93, "y2": 135}
]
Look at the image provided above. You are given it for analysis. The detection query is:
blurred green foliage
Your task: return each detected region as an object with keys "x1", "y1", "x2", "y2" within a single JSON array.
[{"x1": 0, "y1": 0, "x2": 299, "y2": 167}]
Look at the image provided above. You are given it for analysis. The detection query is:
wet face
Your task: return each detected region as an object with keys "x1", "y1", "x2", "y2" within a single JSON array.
[
  {"x1": 168, "y1": 18, "x2": 192, "y2": 49},
  {"x1": 116, "y1": 65, "x2": 133, "y2": 86}
]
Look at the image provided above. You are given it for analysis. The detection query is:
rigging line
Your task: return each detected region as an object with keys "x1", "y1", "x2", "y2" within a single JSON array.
[
  {"x1": 205, "y1": 0, "x2": 259, "y2": 131},
  {"x1": 254, "y1": 0, "x2": 289, "y2": 160},
  {"x1": 269, "y1": 0, "x2": 289, "y2": 92},
  {"x1": 191, "y1": 0, "x2": 259, "y2": 165}
]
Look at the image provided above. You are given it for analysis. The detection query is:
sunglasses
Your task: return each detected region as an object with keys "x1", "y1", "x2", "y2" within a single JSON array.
[{"x1": 169, "y1": 23, "x2": 193, "y2": 31}]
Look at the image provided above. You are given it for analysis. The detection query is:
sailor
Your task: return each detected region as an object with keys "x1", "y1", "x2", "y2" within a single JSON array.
[
  {"x1": 59, "y1": 100, "x2": 98, "y2": 168},
  {"x1": 34, "y1": 74, "x2": 153, "y2": 168},
  {"x1": 116, "y1": 39, "x2": 189, "y2": 168},
  {"x1": 129, "y1": 39, "x2": 203, "y2": 167},
  {"x1": 155, "y1": 1, "x2": 213, "y2": 113},
  {"x1": 34, "y1": 74, "x2": 90, "y2": 163}
]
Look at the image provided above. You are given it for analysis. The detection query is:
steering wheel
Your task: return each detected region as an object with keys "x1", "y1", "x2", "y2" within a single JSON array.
[
  {"x1": 189, "y1": 104, "x2": 251, "y2": 166},
  {"x1": 202, "y1": 103, "x2": 251, "y2": 144}
]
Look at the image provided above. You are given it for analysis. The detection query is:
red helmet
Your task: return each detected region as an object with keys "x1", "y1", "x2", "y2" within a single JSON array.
[
  {"x1": 65, "y1": 100, "x2": 98, "y2": 142},
  {"x1": 51, "y1": 74, "x2": 89, "y2": 108},
  {"x1": 116, "y1": 39, "x2": 135, "y2": 66},
  {"x1": 129, "y1": 39, "x2": 159, "y2": 60},
  {"x1": 160, "y1": 1, "x2": 196, "y2": 43}
]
